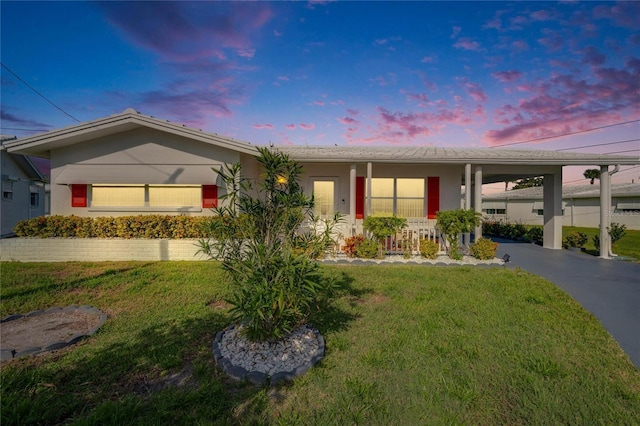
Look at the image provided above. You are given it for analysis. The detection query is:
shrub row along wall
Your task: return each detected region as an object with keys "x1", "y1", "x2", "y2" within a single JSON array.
[
  {"x1": 0, "y1": 238, "x2": 209, "y2": 262},
  {"x1": 13, "y1": 215, "x2": 212, "y2": 239}
]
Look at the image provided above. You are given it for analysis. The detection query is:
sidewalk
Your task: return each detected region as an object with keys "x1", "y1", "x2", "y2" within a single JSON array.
[{"x1": 494, "y1": 239, "x2": 640, "y2": 369}]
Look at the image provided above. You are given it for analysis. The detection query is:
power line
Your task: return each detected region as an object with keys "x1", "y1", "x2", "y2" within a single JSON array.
[
  {"x1": 1, "y1": 127, "x2": 50, "y2": 132},
  {"x1": 1, "y1": 62, "x2": 80, "y2": 123},
  {"x1": 556, "y1": 138, "x2": 640, "y2": 151},
  {"x1": 602, "y1": 149, "x2": 640, "y2": 155},
  {"x1": 491, "y1": 119, "x2": 640, "y2": 148}
]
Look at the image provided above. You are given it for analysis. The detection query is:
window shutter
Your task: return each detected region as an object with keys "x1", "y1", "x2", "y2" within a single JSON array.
[
  {"x1": 71, "y1": 184, "x2": 87, "y2": 207},
  {"x1": 202, "y1": 185, "x2": 218, "y2": 208},
  {"x1": 427, "y1": 177, "x2": 440, "y2": 219},
  {"x1": 355, "y1": 176, "x2": 365, "y2": 219}
]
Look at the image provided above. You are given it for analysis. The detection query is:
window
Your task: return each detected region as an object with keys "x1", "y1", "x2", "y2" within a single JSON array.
[
  {"x1": 365, "y1": 177, "x2": 428, "y2": 218},
  {"x1": 2, "y1": 181, "x2": 13, "y2": 201},
  {"x1": 397, "y1": 178, "x2": 424, "y2": 217},
  {"x1": 370, "y1": 178, "x2": 394, "y2": 215},
  {"x1": 86, "y1": 184, "x2": 216, "y2": 209},
  {"x1": 483, "y1": 208, "x2": 506, "y2": 215},
  {"x1": 148, "y1": 185, "x2": 201, "y2": 207},
  {"x1": 91, "y1": 185, "x2": 144, "y2": 207},
  {"x1": 30, "y1": 185, "x2": 39, "y2": 208},
  {"x1": 313, "y1": 181, "x2": 335, "y2": 216}
]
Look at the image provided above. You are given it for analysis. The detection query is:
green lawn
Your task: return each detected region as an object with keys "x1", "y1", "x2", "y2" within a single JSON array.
[
  {"x1": 562, "y1": 226, "x2": 640, "y2": 261},
  {"x1": 1, "y1": 262, "x2": 639, "y2": 425}
]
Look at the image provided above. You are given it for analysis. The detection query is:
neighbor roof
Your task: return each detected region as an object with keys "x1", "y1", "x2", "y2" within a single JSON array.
[{"x1": 483, "y1": 183, "x2": 640, "y2": 200}]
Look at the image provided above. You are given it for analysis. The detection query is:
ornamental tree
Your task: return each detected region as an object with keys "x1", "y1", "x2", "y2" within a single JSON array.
[{"x1": 198, "y1": 147, "x2": 341, "y2": 342}]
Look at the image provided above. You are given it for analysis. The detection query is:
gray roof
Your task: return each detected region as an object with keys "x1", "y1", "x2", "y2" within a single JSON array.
[
  {"x1": 3, "y1": 108, "x2": 257, "y2": 158},
  {"x1": 4, "y1": 108, "x2": 638, "y2": 167},
  {"x1": 278, "y1": 146, "x2": 639, "y2": 166},
  {"x1": 483, "y1": 183, "x2": 640, "y2": 200}
]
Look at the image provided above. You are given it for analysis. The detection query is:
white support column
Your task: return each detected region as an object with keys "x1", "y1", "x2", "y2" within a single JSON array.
[
  {"x1": 543, "y1": 168, "x2": 563, "y2": 249},
  {"x1": 464, "y1": 164, "x2": 472, "y2": 245},
  {"x1": 599, "y1": 165, "x2": 610, "y2": 259},
  {"x1": 366, "y1": 162, "x2": 372, "y2": 217},
  {"x1": 349, "y1": 164, "x2": 356, "y2": 230},
  {"x1": 474, "y1": 166, "x2": 482, "y2": 239}
]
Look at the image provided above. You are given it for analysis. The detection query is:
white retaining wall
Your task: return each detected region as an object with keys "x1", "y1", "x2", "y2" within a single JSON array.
[{"x1": 0, "y1": 238, "x2": 210, "y2": 262}]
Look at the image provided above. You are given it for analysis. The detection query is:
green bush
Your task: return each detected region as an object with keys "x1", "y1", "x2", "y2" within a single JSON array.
[
  {"x1": 593, "y1": 223, "x2": 627, "y2": 252},
  {"x1": 355, "y1": 238, "x2": 380, "y2": 259},
  {"x1": 470, "y1": 238, "x2": 498, "y2": 260},
  {"x1": 14, "y1": 215, "x2": 210, "y2": 239},
  {"x1": 419, "y1": 239, "x2": 439, "y2": 259},
  {"x1": 526, "y1": 226, "x2": 543, "y2": 244},
  {"x1": 563, "y1": 231, "x2": 588, "y2": 248},
  {"x1": 436, "y1": 209, "x2": 482, "y2": 260},
  {"x1": 363, "y1": 215, "x2": 407, "y2": 241}
]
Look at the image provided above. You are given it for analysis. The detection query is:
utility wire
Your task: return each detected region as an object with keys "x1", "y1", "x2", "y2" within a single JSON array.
[
  {"x1": 491, "y1": 119, "x2": 640, "y2": 148},
  {"x1": 602, "y1": 149, "x2": 640, "y2": 155},
  {"x1": 1, "y1": 127, "x2": 51, "y2": 132},
  {"x1": 1, "y1": 62, "x2": 80, "y2": 123},
  {"x1": 555, "y1": 138, "x2": 640, "y2": 151}
]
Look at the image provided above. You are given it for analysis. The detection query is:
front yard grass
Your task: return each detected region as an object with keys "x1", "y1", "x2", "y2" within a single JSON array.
[
  {"x1": 1, "y1": 262, "x2": 639, "y2": 425},
  {"x1": 562, "y1": 226, "x2": 640, "y2": 261}
]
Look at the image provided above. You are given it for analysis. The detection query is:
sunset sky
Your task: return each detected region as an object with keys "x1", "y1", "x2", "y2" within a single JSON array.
[{"x1": 1, "y1": 1, "x2": 638, "y2": 188}]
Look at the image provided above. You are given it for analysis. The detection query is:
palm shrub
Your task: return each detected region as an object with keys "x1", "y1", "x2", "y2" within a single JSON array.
[
  {"x1": 436, "y1": 209, "x2": 482, "y2": 260},
  {"x1": 198, "y1": 147, "x2": 340, "y2": 342}
]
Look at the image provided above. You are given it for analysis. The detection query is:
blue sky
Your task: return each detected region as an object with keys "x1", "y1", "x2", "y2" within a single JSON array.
[{"x1": 1, "y1": 1, "x2": 639, "y2": 187}]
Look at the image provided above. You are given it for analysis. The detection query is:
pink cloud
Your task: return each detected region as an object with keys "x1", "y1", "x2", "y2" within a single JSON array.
[
  {"x1": 484, "y1": 57, "x2": 640, "y2": 145},
  {"x1": 511, "y1": 40, "x2": 529, "y2": 52},
  {"x1": 299, "y1": 123, "x2": 315, "y2": 130},
  {"x1": 346, "y1": 108, "x2": 359, "y2": 116},
  {"x1": 450, "y1": 26, "x2": 461, "y2": 39},
  {"x1": 314, "y1": 100, "x2": 325, "y2": 106},
  {"x1": 492, "y1": 70, "x2": 523, "y2": 82},
  {"x1": 253, "y1": 124, "x2": 274, "y2": 130},
  {"x1": 582, "y1": 45, "x2": 606, "y2": 66},
  {"x1": 453, "y1": 37, "x2": 483, "y2": 52},
  {"x1": 530, "y1": 10, "x2": 553, "y2": 21},
  {"x1": 465, "y1": 82, "x2": 488, "y2": 103},
  {"x1": 592, "y1": 2, "x2": 640, "y2": 29},
  {"x1": 285, "y1": 124, "x2": 296, "y2": 130},
  {"x1": 420, "y1": 56, "x2": 436, "y2": 63},
  {"x1": 337, "y1": 116, "x2": 358, "y2": 125}
]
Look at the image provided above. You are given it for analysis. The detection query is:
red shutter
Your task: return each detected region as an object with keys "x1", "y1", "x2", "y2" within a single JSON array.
[
  {"x1": 202, "y1": 185, "x2": 218, "y2": 208},
  {"x1": 427, "y1": 177, "x2": 440, "y2": 219},
  {"x1": 355, "y1": 176, "x2": 365, "y2": 219},
  {"x1": 71, "y1": 184, "x2": 87, "y2": 207}
]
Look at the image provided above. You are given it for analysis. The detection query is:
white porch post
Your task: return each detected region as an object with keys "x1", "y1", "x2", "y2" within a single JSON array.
[
  {"x1": 464, "y1": 164, "x2": 472, "y2": 245},
  {"x1": 350, "y1": 164, "x2": 356, "y2": 231},
  {"x1": 474, "y1": 166, "x2": 482, "y2": 239},
  {"x1": 599, "y1": 165, "x2": 610, "y2": 259},
  {"x1": 366, "y1": 162, "x2": 372, "y2": 217},
  {"x1": 543, "y1": 168, "x2": 563, "y2": 249}
]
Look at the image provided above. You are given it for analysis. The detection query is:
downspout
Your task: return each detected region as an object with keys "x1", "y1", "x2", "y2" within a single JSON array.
[{"x1": 607, "y1": 165, "x2": 620, "y2": 257}]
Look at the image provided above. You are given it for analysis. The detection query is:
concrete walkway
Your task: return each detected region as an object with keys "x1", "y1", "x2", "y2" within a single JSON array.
[{"x1": 494, "y1": 239, "x2": 640, "y2": 369}]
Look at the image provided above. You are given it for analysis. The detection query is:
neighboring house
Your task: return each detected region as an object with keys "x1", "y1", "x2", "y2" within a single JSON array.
[
  {"x1": 4, "y1": 108, "x2": 638, "y2": 250},
  {"x1": 1, "y1": 136, "x2": 48, "y2": 237},
  {"x1": 482, "y1": 184, "x2": 640, "y2": 230}
]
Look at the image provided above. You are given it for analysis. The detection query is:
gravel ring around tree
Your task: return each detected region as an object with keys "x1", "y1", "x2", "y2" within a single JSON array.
[{"x1": 1, "y1": 306, "x2": 107, "y2": 361}]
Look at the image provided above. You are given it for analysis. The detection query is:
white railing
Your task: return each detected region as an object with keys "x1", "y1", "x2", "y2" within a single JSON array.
[{"x1": 336, "y1": 217, "x2": 443, "y2": 255}]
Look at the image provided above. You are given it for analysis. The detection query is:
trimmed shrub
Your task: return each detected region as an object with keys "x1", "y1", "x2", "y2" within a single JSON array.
[
  {"x1": 563, "y1": 231, "x2": 588, "y2": 248},
  {"x1": 355, "y1": 238, "x2": 381, "y2": 259},
  {"x1": 14, "y1": 215, "x2": 210, "y2": 239},
  {"x1": 526, "y1": 226, "x2": 543, "y2": 244},
  {"x1": 419, "y1": 239, "x2": 439, "y2": 259},
  {"x1": 470, "y1": 238, "x2": 498, "y2": 260}
]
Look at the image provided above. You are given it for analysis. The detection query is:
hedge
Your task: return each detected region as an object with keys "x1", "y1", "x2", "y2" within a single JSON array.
[{"x1": 13, "y1": 215, "x2": 214, "y2": 239}]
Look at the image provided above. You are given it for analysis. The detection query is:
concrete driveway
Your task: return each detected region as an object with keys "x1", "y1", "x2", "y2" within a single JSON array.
[{"x1": 494, "y1": 239, "x2": 640, "y2": 369}]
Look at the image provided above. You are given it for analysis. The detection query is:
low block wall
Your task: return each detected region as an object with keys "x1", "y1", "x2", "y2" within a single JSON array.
[{"x1": 0, "y1": 238, "x2": 209, "y2": 262}]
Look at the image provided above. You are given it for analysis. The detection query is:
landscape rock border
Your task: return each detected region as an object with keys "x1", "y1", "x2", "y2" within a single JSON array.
[
  {"x1": 1, "y1": 305, "x2": 107, "y2": 361},
  {"x1": 212, "y1": 324, "x2": 325, "y2": 386}
]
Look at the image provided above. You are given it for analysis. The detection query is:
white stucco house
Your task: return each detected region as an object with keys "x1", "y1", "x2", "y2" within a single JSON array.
[
  {"x1": 3, "y1": 108, "x2": 638, "y2": 255},
  {"x1": 1, "y1": 136, "x2": 48, "y2": 237},
  {"x1": 482, "y1": 183, "x2": 640, "y2": 230}
]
